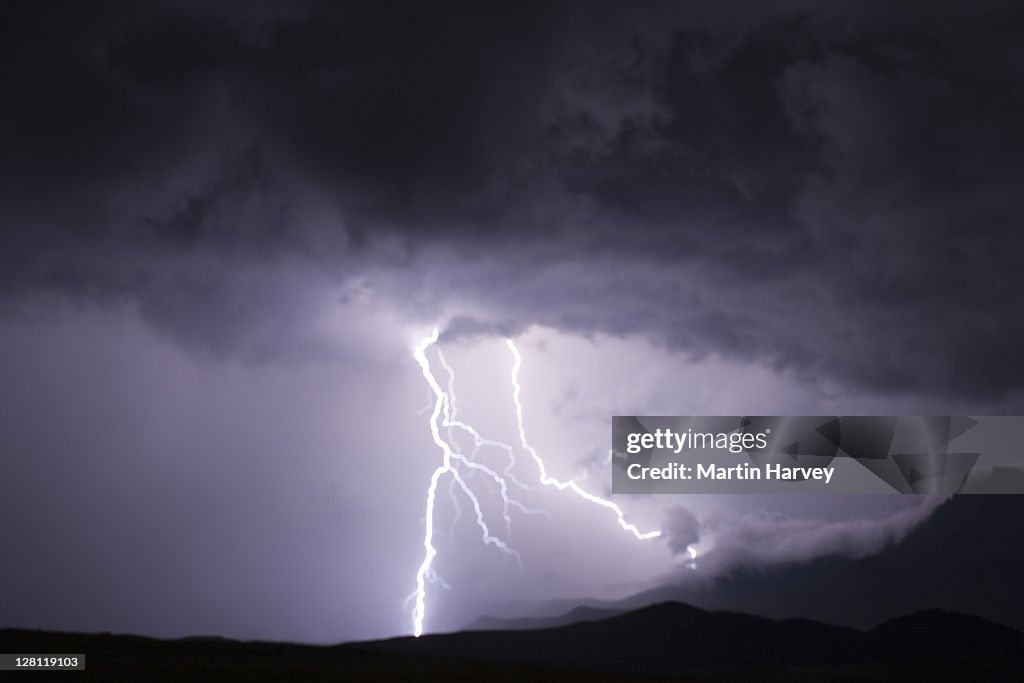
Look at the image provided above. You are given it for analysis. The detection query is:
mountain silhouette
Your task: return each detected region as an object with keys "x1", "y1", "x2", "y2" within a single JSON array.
[
  {"x1": 630, "y1": 495, "x2": 1024, "y2": 631},
  {"x1": 361, "y1": 602, "x2": 1022, "y2": 679},
  {"x1": 467, "y1": 604, "x2": 624, "y2": 631},
  {"x1": 5, "y1": 603, "x2": 1020, "y2": 680},
  {"x1": 477, "y1": 495, "x2": 1024, "y2": 633}
]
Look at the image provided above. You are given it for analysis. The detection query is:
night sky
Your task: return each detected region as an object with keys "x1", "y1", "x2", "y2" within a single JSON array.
[{"x1": 2, "y1": 1, "x2": 1023, "y2": 644}]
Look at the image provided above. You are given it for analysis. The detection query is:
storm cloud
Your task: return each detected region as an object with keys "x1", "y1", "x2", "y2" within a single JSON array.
[{"x1": 1, "y1": 1, "x2": 1023, "y2": 399}]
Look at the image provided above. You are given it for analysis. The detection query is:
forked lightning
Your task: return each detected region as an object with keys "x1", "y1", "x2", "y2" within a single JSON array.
[{"x1": 410, "y1": 328, "x2": 661, "y2": 636}]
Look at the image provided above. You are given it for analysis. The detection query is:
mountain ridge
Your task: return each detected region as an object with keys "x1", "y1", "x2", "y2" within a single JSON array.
[
  {"x1": 4, "y1": 602, "x2": 1021, "y2": 680},
  {"x1": 465, "y1": 495, "x2": 1024, "y2": 633}
]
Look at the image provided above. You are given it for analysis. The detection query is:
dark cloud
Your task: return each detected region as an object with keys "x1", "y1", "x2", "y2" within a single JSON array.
[
  {"x1": 3, "y1": 1, "x2": 1024, "y2": 400},
  {"x1": 664, "y1": 506, "x2": 700, "y2": 555},
  {"x1": 664, "y1": 496, "x2": 946, "y2": 573},
  {"x1": 439, "y1": 316, "x2": 527, "y2": 344}
]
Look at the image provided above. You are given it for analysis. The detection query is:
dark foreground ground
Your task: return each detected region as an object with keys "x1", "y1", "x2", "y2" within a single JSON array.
[
  {"x1": 0, "y1": 630, "x2": 654, "y2": 682},
  {"x1": 3, "y1": 603, "x2": 1022, "y2": 681}
]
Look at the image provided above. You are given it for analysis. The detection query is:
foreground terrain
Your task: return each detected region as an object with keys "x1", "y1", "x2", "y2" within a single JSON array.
[{"x1": 3, "y1": 603, "x2": 1021, "y2": 681}]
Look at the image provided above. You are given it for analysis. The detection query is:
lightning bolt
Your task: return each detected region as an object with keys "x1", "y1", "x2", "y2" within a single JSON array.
[
  {"x1": 505, "y1": 339, "x2": 662, "y2": 542},
  {"x1": 410, "y1": 329, "x2": 453, "y2": 638},
  {"x1": 410, "y1": 329, "x2": 661, "y2": 637},
  {"x1": 411, "y1": 329, "x2": 527, "y2": 637}
]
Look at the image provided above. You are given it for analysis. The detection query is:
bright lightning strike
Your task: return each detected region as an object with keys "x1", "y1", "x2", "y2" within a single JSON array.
[
  {"x1": 505, "y1": 339, "x2": 662, "y2": 542},
  {"x1": 410, "y1": 329, "x2": 661, "y2": 637},
  {"x1": 411, "y1": 328, "x2": 527, "y2": 637},
  {"x1": 410, "y1": 328, "x2": 453, "y2": 638}
]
